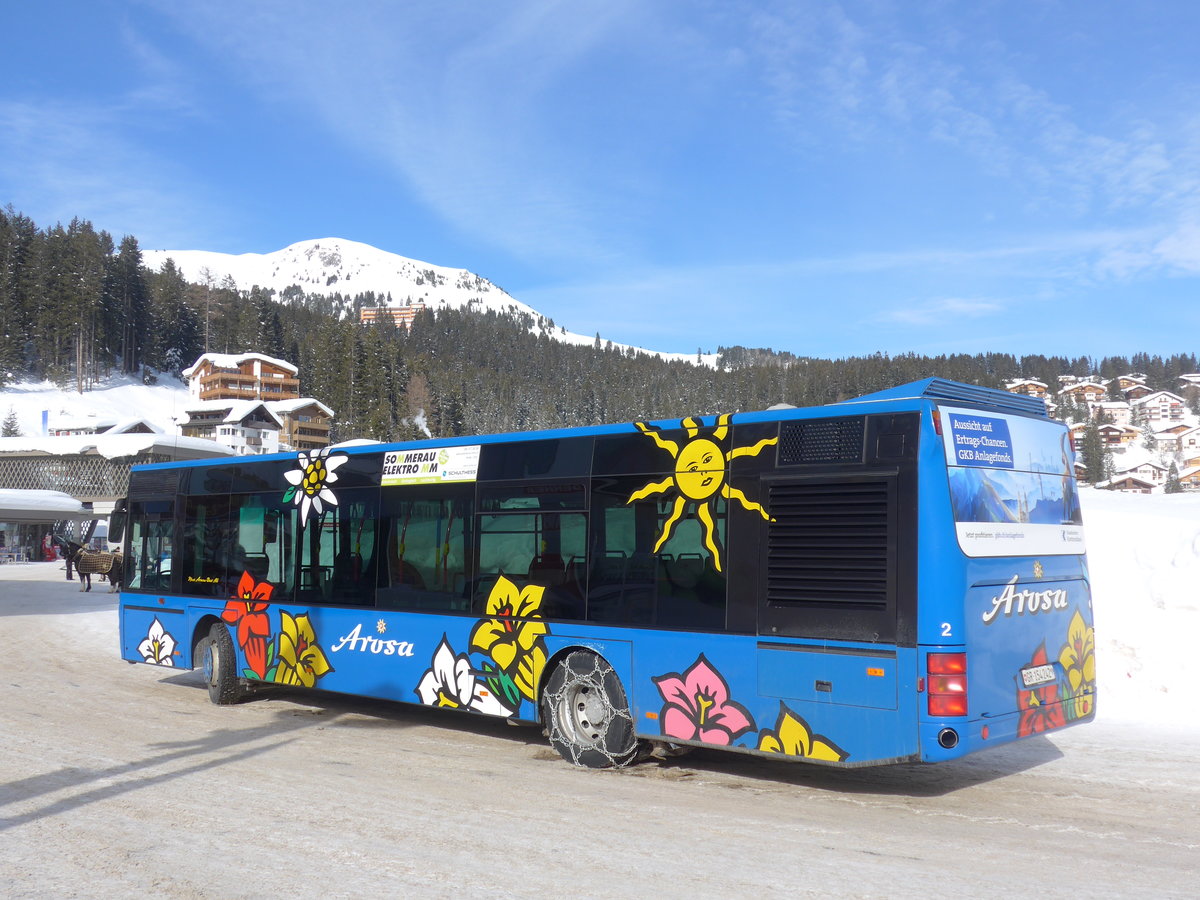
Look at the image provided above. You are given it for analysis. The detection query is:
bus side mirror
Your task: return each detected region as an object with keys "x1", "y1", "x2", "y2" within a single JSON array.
[{"x1": 109, "y1": 502, "x2": 127, "y2": 544}]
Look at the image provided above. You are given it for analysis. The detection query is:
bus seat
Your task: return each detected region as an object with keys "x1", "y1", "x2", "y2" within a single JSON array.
[
  {"x1": 528, "y1": 554, "x2": 564, "y2": 586},
  {"x1": 243, "y1": 552, "x2": 269, "y2": 580}
]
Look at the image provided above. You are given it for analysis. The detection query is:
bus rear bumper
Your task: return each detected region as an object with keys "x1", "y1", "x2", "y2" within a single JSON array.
[{"x1": 919, "y1": 700, "x2": 1097, "y2": 762}]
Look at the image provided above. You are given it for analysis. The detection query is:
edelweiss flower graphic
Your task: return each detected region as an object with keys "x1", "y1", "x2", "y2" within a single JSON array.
[
  {"x1": 283, "y1": 447, "x2": 349, "y2": 525},
  {"x1": 137, "y1": 617, "x2": 177, "y2": 667}
]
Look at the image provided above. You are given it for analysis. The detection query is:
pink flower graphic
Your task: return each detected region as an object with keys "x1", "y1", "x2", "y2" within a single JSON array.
[{"x1": 652, "y1": 653, "x2": 755, "y2": 745}]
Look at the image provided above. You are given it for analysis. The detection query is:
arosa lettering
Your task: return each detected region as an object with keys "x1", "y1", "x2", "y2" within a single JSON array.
[
  {"x1": 981, "y1": 576, "x2": 1069, "y2": 624},
  {"x1": 330, "y1": 623, "x2": 416, "y2": 657}
]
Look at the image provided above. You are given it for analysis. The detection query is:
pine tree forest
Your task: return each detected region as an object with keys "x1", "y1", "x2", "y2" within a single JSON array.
[{"x1": 4, "y1": 205, "x2": 1200, "y2": 445}]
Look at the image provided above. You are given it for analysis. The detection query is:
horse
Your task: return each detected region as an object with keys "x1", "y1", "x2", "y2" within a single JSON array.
[{"x1": 56, "y1": 537, "x2": 124, "y2": 593}]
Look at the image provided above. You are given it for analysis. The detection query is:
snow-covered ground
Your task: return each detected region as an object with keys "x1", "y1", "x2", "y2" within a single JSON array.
[
  {"x1": 1082, "y1": 487, "x2": 1200, "y2": 731},
  {"x1": 1, "y1": 373, "x2": 191, "y2": 439},
  {"x1": 3, "y1": 457, "x2": 1197, "y2": 897}
]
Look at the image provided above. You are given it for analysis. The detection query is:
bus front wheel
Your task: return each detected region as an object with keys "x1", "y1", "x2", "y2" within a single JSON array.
[
  {"x1": 198, "y1": 623, "x2": 244, "y2": 705},
  {"x1": 542, "y1": 650, "x2": 643, "y2": 768}
]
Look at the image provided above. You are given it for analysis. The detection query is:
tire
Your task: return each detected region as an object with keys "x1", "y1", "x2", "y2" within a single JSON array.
[
  {"x1": 198, "y1": 623, "x2": 244, "y2": 705},
  {"x1": 542, "y1": 650, "x2": 643, "y2": 768}
]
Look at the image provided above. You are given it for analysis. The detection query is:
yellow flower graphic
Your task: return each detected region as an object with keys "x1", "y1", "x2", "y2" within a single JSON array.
[
  {"x1": 273, "y1": 611, "x2": 333, "y2": 687},
  {"x1": 1058, "y1": 609, "x2": 1096, "y2": 719},
  {"x1": 757, "y1": 703, "x2": 848, "y2": 762},
  {"x1": 628, "y1": 414, "x2": 777, "y2": 572},
  {"x1": 469, "y1": 576, "x2": 549, "y2": 703}
]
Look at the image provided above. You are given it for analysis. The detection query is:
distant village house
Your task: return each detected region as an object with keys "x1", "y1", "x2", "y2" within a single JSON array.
[{"x1": 181, "y1": 352, "x2": 334, "y2": 454}]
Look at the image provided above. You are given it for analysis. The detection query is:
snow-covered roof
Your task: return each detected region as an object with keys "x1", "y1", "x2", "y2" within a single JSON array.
[
  {"x1": 181, "y1": 400, "x2": 283, "y2": 428},
  {"x1": 1069, "y1": 421, "x2": 1132, "y2": 433},
  {"x1": 266, "y1": 397, "x2": 334, "y2": 417},
  {"x1": 1102, "y1": 474, "x2": 1157, "y2": 488},
  {"x1": 1131, "y1": 390, "x2": 1186, "y2": 405},
  {"x1": 52, "y1": 416, "x2": 162, "y2": 435},
  {"x1": 1114, "y1": 459, "x2": 1168, "y2": 475},
  {"x1": 0, "y1": 433, "x2": 235, "y2": 461},
  {"x1": 0, "y1": 489, "x2": 105, "y2": 522},
  {"x1": 182, "y1": 352, "x2": 298, "y2": 378}
]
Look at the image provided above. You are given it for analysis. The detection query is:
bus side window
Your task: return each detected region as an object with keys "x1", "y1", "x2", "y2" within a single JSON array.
[
  {"x1": 125, "y1": 499, "x2": 173, "y2": 592},
  {"x1": 475, "y1": 487, "x2": 587, "y2": 620},
  {"x1": 378, "y1": 487, "x2": 472, "y2": 612},
  {"x1": 588, "y1": 477, "x2": 728, "y2": 630},
  {"x1": 296, "y1": 487, "x2": 378, "y2": 607},
  {"x1": 227, "y1": 493, "x2": 295, "y2": 595},
  {"x1": 177, "y1": 494, "x2": 231, "y2": 597}
]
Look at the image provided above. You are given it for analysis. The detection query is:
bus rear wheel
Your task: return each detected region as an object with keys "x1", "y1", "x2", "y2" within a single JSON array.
[
  {"x1": 198, "y1": 623, "x2": 244, "y2": 705},
  {"x1": 542, "y1": 650, "x2": 643, "y2": 768}
]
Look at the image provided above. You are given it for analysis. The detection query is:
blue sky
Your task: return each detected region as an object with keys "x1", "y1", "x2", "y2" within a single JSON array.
[{"x1": 4, "y1": 1, "x2": 1200, "y2": 360}]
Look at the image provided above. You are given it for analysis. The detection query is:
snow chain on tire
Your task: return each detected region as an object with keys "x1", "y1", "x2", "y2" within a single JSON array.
[{"x1": 542, "y1": 649, "x2": 643, "y2": 768}]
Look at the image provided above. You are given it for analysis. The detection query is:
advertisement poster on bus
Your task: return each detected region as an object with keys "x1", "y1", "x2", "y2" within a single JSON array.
[
  {"x1": 381, "y1": 445, "x2": 481, "y2": 486},
  {"x1": 939, "y1": 407, "x2": 1084, "y2": 557}
]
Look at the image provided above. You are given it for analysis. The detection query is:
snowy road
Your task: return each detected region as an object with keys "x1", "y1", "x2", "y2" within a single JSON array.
[{"x1": 1, "y1": 566, "x2": 1197, "y2": 899}]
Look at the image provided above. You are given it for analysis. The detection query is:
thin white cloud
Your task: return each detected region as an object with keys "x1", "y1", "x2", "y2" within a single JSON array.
[
  {"x1": 879, "y1": 297, "x2": 1003, "y2": 326},
  {"x1": 1151, "y1": 221, "x2": 1200, "y2": 274},
  {"x1": 744, "y1": 2, "x2": 1200, "y2": 224},
  {"x1": 141, "y1": 0, "x2": 660, "y2": 266}
]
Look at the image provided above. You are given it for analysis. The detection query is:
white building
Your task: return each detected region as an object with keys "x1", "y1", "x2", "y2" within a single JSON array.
[
  {"x1": 1130, "y1": 391, "x2": 1187, "y2": 426},
  {"x1": 178, "y1": 401, "x2": 282, "y2": 456}
]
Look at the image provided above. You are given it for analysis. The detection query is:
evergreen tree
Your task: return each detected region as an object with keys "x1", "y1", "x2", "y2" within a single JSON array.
[
  {"x1": 1165, "y1": 462, "x2": 1183, "y2": 494},
  {"x1": 1141, "y1": 423, "x2": 1158, "y2": 452},
  {"x1": 109, "y1": 235, "x2": 149, "y2": 375},
  {"x1": 250, "y1": 286, "x2": 285, "y2": 359},
  {"x1": 2, "y1": 406, "x2": 20, "y2": 436},
  {"x1": 1078, "y1": 422, "x2": 1109, "y2": 486},
  {"x1": 146, "y1": 258, "x2": 203, "y2": 375}
]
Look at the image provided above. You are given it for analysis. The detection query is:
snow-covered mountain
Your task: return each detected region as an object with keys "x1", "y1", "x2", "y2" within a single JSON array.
[{"x1": 142, "y1": 238, "x2": 712, "y2": 365}]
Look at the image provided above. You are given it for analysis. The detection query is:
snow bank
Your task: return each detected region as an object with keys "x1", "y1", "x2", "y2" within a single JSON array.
[
  {"x1": 1, "y1": 375, "x2": 192, "y2": 439},
  {"x1": 1081, "y1": 488, "x2": 1200, "y2": 729}
]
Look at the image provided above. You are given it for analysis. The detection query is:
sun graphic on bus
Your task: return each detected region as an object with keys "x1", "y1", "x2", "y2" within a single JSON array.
[{"x1": 627, "y1": 414, "x2": 777, "y2": 572}]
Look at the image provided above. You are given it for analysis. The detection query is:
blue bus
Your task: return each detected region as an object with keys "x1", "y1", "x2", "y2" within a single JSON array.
[{"x1": 115, "y1": 378, "x2": 1095, "y2": 768}]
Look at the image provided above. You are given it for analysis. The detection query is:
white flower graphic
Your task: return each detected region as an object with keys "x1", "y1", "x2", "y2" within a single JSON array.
[
  {"x1": 283, "y1": 448, "x2": 349, "y2": 525},
  {"x1": 415, "y1": 636, "x2": 514, "y2": 717},
  {"x1": 137, "y1": 617, "x2": 177, "y2": 667}
]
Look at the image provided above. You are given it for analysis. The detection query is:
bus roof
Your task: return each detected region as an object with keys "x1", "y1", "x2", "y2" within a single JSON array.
[
  {"x1": 840, "y1": 377, "x2": 1049, "y2": 418},
  {"x1": 131, "y1": 377, "x2": 1048, "y2": 472}
]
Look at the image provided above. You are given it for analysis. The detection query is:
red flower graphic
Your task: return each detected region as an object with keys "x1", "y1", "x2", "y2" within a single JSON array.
[
  {"x1": 1017, "y1": 643, "x2": 1066, "y2": 737},
  {"x1": 221, "y1": 572, "x2": 274, "y2": 679}
]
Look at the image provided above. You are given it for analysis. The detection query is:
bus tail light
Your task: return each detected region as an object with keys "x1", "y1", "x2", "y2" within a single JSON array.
[{"x1": 927, "y1": 652, "x2": 967, "y2": 717}]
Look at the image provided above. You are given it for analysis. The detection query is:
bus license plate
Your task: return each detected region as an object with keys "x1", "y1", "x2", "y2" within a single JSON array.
[{"x1": 1020, "y1": 664, "x2": 1056, "y2": 687}]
